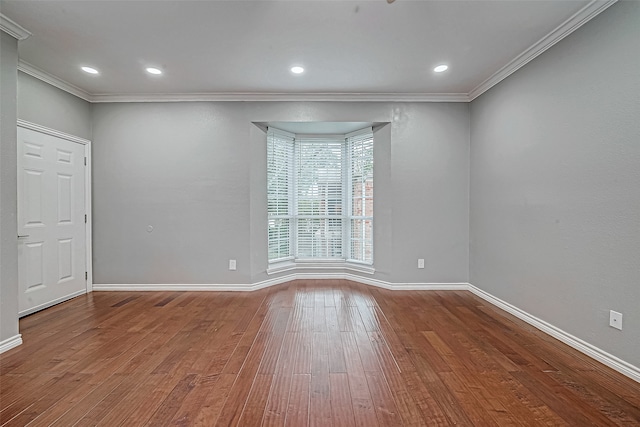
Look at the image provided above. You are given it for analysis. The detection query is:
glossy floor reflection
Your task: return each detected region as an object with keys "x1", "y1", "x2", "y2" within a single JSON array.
[{"x1": 1, "y1": 280, "x2": 639, "y2": 426}]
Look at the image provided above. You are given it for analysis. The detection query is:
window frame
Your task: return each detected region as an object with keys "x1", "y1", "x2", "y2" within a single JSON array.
[
  {"x1": 266, "y1": 128, "x2": 295, "y2": 263},
  {"x1": 266, "y1": 126, "x2": 374, "y2": 272},
  {"x1": 346, "y1": 128, "x2": 374, "y2": 265}
]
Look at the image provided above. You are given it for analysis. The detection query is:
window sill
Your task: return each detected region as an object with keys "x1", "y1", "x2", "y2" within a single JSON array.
[{"x1": 267, "y1": 259, "x2": 375, "y2": 276}]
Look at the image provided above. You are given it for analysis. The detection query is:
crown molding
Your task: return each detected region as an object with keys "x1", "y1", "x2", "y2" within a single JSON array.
[
  {"x1": 18, "y1": 60, "x2": 92, "y2": 102},
  {"x1": 14, "y1": 0, "x2": 615, "y2": 104},
  {"x1": 0, "y1": 14, "x2": 31, "y2": 40},
  {"x1": 468, "y1": 0, "x2": 618, "y2": 101},
  {"x1": 89, "y1": 92, "x2": 470, "y2": 103}
]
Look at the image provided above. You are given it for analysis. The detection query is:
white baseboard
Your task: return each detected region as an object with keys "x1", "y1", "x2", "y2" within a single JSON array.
[
  {"x1": 260, "y1": 272, "x2": 468, "y2": 291},
  {"x1": 92, "y1": 283, "x2": 258, "y2": 292},
  {"x1": 467, "y1": 284, "x2": 640, "y2": 383},
  {"x1": 93, "y1": 274, "x2": 468, "y2": 293},
  {"x1": 0, "y1": 334, "x2": 23, "y2": 354}
]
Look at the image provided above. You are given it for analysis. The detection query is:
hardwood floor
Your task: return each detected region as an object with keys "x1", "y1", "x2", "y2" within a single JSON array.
[{"x1": 1, "y1": 280, "x2": 639, "y2": 426}]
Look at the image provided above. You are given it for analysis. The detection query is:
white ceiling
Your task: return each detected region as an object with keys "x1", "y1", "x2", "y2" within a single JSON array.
[{"x1": 0, "y1": 0, "x2": 613, "y2": 101}]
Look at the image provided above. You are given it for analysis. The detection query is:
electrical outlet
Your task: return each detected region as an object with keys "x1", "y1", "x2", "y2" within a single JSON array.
[
  {"x1": 609, "y1": 310, "x2": 622, "y2": 330},
  {"x1": 418, "y1": 259, "x2": 425, "y2": 269},
  {"x1": 229, "y1": 259, "x2": 237, "y2": 271}
]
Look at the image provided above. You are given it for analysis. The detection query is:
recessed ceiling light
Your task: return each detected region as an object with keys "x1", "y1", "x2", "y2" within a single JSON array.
[
  {"x1": 146, "y1": 67, "x2": 163, "y2": 75},
  {"x1": 291, "y1": 66, "x2": 304, "y2": 74},
  {"x1": 434, "y1": 65, "x2": 449, "y2": 73},
  {"x1": 81, "y1": 66, "x2": 99, "y2": 74}
]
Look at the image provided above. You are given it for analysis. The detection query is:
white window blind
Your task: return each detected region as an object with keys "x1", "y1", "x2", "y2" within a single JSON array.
[
  {"x1": 347, "y1": 129, "x2": 374, "y2": 263},
  {"x1": 267, "y1": 127, "x2": 373, "y2": 265},
  {"x1": 267, "y1": 129, "x2": 294, "y2": 261},
  {"x1": 295, "y1": 136, "x2": 345, "y2": 259}
]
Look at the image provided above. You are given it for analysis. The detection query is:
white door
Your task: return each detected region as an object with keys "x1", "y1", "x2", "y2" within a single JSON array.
[{"x1": 17, "y1": 126, "x2": 87, "y2": 316}]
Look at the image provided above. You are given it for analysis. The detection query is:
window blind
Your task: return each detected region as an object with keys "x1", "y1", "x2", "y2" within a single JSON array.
[
  {"x1": 347, "y1": 129, "x2": 374, "y2": 263},
  {"x1": 295, "y1": 136, "x2": 346, "y2": 258},
  {"x1": 267, "y1": 128, "x2": 294, "y2": 261}
]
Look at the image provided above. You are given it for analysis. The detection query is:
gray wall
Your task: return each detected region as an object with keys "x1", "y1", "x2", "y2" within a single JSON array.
[
  {"x1": 0, "y1": 31, "x2": 19, "y2": 344},
  {"x1": 470, "y1": 0, "x2": 640, "y2": 366},
  {"x1": 92, "y1": 101, "x2": 470, "y2": 285},
  {"x1": 18, "y1": 71, "x2": 92, "y2": 139}
]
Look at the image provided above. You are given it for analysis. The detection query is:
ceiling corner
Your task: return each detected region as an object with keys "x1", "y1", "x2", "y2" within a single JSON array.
[
  {"x1": 468, "y1": 0, "x2": 618, "y2": 101},
  {"x1": 0, "y1": 13, "x2": 31, "y2": 40},
  {"x1": 18, "y1": 60, "x2": 93, "y2": 102}
]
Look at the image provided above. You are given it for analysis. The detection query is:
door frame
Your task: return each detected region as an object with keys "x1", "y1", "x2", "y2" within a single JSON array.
[{"x1": 17, "y1": 119, "x2": 93, "y2": 295}]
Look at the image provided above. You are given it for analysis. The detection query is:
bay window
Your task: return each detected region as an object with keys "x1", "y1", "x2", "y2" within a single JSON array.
[{"x1": 267, "y1": 127, "x2": 373, "y2": 265}]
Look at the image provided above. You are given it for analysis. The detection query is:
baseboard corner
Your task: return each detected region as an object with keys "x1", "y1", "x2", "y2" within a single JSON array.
[{"x1": 0, "y1": 334, "x2": 23, "y2": 354}]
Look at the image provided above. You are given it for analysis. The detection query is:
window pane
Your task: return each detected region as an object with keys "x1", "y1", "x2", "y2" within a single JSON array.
[
  {"x1": 348, "y1": 131, "x2": 373, "y2": 264},
  {"x1": 267, "y1": 129, "x2": 294, "y2": 261},
  {"x1": 268, "y1": 218, "x2": 291, "y2": 260},
  {"x1": 296, "y1": 139, "x2": 344, "y2": 219},
  {"x1": 297, "y1": 218, "x2": 343, "y2": 258},
  {"x1": 350, "y1": 219, "x2": 373, "y2": 263}
]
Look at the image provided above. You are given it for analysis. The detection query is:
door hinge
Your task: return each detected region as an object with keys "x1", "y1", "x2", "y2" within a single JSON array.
[
  {"x1": 84, "y1": 157, "x2": 87, "y2": 166},
  {"x1": 85, "y1": 214, "x2": 87, "y2": 223},
  {"x1": 85, "y1": 271, "x2": 88, "y2": 280}
]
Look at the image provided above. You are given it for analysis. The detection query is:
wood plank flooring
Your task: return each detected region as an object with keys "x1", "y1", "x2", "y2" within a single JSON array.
[{"x1": 1, "y1": 280, "x2": 639, "y2": 426}]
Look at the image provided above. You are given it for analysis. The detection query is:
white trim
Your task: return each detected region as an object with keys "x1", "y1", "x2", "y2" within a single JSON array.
[
  {"x1": 89, "y1": 92, "x2": 471, "y2": 103},
  {"x1": 468, "y1": 0, "x2": 618, "y2": 100},
  {"x1": 18, "y1": 289, "x2": 86, "y2": 317},
  {"x1": 17, "y1": 120, "x2": 91, "y2": 145},
  {"x1": 267, "y1": 260, "x2": 375, "y2": 276},
  {"x1": 345, "y1": 127, "x2": 373, "y2": 139},
  {"x1": 0, "y1": 334, "x2": 23, "y2": 353},
  {"x1": 271, "y1": 274, "x2": 468, "y2": 291},
  {"x1": 93, "y1": 283, "x2": 259, "y2": 292},
  {"x1": 85, "y1": 142, "x2": 93, "y2": 292},
  {"x1": 93, "y1": 277, "x2": 469, "y2": 293},
  {"x1": 467, "y1": 284, "x2": 640, "y2": 383},
  {"x1": 0, "y1": 334, "x2": 23, "y2": 354},
  {"x1": 17, "y1": 120, "x2": 94, "y2": 295},
  {"x1": 0, "y1": 14, "x2": 31, "y2": 40},
  {"x1": 18, "y1": 61, "x2": 92, "y2": 102},
  {"x1": 267, "y1": 127, "x2": 296, "y2": 139}
]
